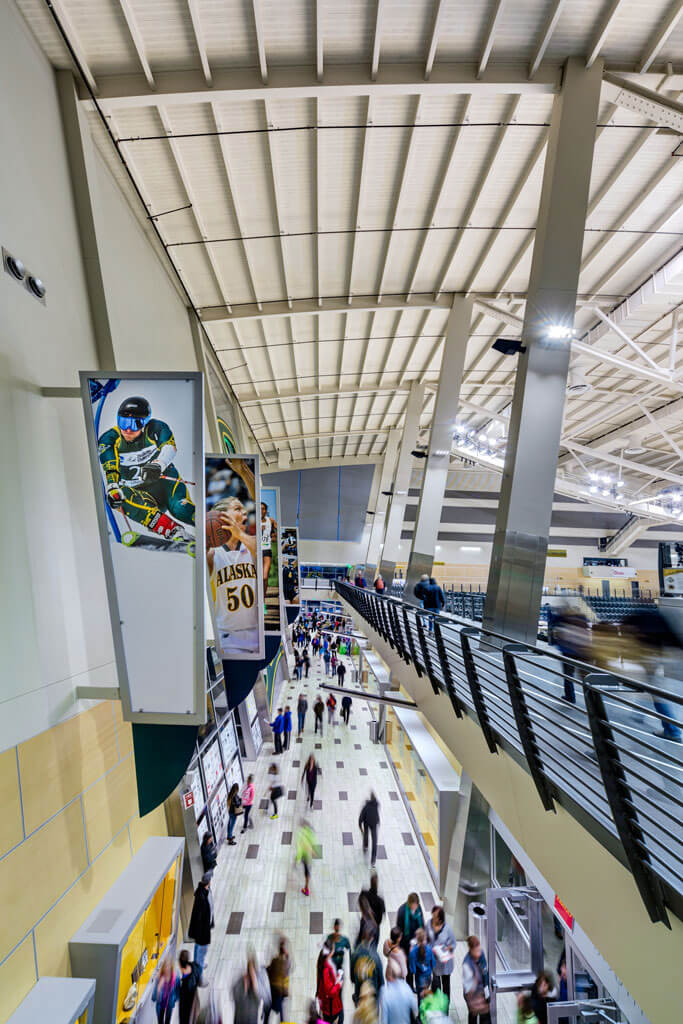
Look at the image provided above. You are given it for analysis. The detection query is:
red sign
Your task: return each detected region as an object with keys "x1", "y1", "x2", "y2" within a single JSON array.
[
  {"x1": 554, "y1": 895, "x2": 574, "y2": 931},
  {"x1": 182, "y1": 790, "x2": 194, "y2": 810}
]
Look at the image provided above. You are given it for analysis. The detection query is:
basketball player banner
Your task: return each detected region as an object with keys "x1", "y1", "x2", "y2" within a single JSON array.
[
  {"x1": 281, "y1": 527, "x2": 301, "y2": 607},
  {"x1": 205, "y1": 454, "x2": 265, "y2": 660},
  {"x1": 80, "y1": 371, "x2": 206, "y2": 725},
  {"x1": 261, "y1": 486, "x2": 283, "y2": 634}
]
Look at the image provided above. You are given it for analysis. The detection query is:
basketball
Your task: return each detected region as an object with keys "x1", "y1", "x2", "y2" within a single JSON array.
[{"x1": 206, "y1": 509, "x2": 226, "y2": 548}]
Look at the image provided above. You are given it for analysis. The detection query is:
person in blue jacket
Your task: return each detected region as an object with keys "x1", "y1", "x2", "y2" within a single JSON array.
[
  {"x1": 270, "y1": 707, "x2": 284, "y2": 754},
  {"x1": 152, "y1": 957, "x2": 180, "y2": 1024},
  {"x1": 408, "y1": 929, "x2": 435, "y2": 1003},
  {"x1": 283, "y1": 705, "x2": 293, "y2": 750}
]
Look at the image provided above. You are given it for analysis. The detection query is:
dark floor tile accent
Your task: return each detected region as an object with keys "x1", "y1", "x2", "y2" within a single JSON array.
[
  {"x1": 335, "y1": 738, "x2": 341, "y2": 745},
  {"x1": 342, "y1": 832, "x2": 353, "y2": 846},
  {"x1": 351, "y1": 725, "x2": 358, "y2": 730},
  {"x1": 421, "y1": 891, "x2": 435, "y2": 910},
  {"x1": 296, "y1": 737, "x2": 303, "y2": 743},
  {"x1": 376, "y1": 845, "x2": 387, "y2": 860},
  {"x1": 339, "y1": 791, "x2": 348, "y2": 801},
  {"x1": 379, "y1": 761, "x2": 388, "y2": 768},
  {"x1": 271, "y1": 892, "x2": 286, "y2": 912},
  {"x1": 388, "y1": 790, "x2": 399, "y2": 801},
  {"x1": 288, "y1": 790, "x2": 297, "y2": 800},
  {"x1": 359, "y1": 768, "x2": 368, "y2": 776},
  {"x1": 315, "y1": 742, "x2": 322, "y2": 749},
  {"x1": 354, "y1": 743, "x2": 362, "y2": 750},
  {"x1": 313, "y1": 799, "x2": 323, "y2": 810},
  {"x1": 401, "y1": 832, "x2": 415, "y2": 846},
  {"x1": 336, "y1": 760, "x2": 344, "y2": 769},
  {"x1": 226, "y1": 912, "x2": 244, "y2": 935},
  {"x1": 246, "y1": 844, "x2": 259, "y2": 859},
  {"x1": 281, "y1": 831, "x2": 292, "y2": 845},
  {"x1": 259, "y1": 799, "x2": 269, "y2": 810},
  {"x1": 292, "y1": 759, "x2": 300, "y2": 767},
  {"x1": 347, "y1": 891, "x2": 359, "y2": 911},
  {"x1": 310, "y1": 911, "x2": 323, "y2": 934},
  {"x1": 313, "y1": 843, "x2": 323, "y2": 859}
]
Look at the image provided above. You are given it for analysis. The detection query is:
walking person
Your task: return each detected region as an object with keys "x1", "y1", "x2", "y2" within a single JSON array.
[
  {"x1": 356, "y1": 892, "x2": 379, "y2": 948},
  {"x1": 188, "y1": 872, "x2": 215, "y2": 981},
  {"x1": 351, "y1": 925, "x2": 384, "y2": 1006},
  {"x1": 177, "y1": 949, "x2": 201, "y2": 1024},
  {"x1": 241, "y1": 774, "x2": 255, "y2": 832},
  {"x1": 265, "y1": 937, "x2": 292, "y2": 1024},
  {"x1": 283, "y1": 705, "x2": 293, "y2": 750},
  {"x1": 331, "y1": 650, "x2": 338, "y2": 674},
  {"x1": 341, "y1": 693, "x2": 352, "y2": 725},
  {"x1": 378, "y1": 961, "x2": 417, "y2": 1024},
  {"x1": 462, "y1": 935, "x2": 490, "y2": 1024},
  {"x1": 361, "y1": 871, "x2": 385, "y2": 931},
  {"x1": 200, "y1": 831, "x2": 217, "y2": 873},
  {"x1": 270, "y1": 708, "x2": 284, "y2": 754},
  {"x1": 359, "y1": 793, "x2": 380, "y2": 866},
  {"x1": 426, "y1": 906, "x2": 456, "y2": 1006},
  {"x1": 226, "y1": 782, "x2": 243, "y2": 846},
  {"x1": 316, "y1": 942, "x2": 344, "y2": 1023},
  {"x1": 314, "y1": 695, "x2": 325, "y2": 735},
  {"x1": 303, "y1": 648, "x2": 311, "y2": 679},
  {"x1": 337, "y1": 661, "x2": 347, "y2": 686},
  {"x1": 383, "y1": 927, "x2": 408, "y2": 979},
  {"x1": 294, "y1": 652, "x2": 302, "y2": 681},
  {"x1": 296, "y1": 819, "x2": 317, "y2": 896},
  {"x1": 326, "y1": 918, "x2": 351, "y2": 976},
  {"x1": 327, "y1": 691, "x2": 337, "y2": 724},
  {"x1": 297, "y1": 693, "x2": 309, "y2": 735},
  {"x1": 302, "y1": 753, "x2": 322, "y2": 808},
  {"x1": 323, "y1": 647, "x2": 332, "y2": 676},
  {"x1": 152, "y1": 958, "x2": 180, "y2": 1024},
  {"x1": 232, "y1": 954, "x2": 271, "y2": 1024},
  {"x1": 408, "y1": 930, "x2": 434, "y2": 1004},
  {"x1": 268, "y1": 762, "x2": 283, "y2": 819},
  {"x1": 395, "y1": 895, "x2": 424, "y2": 988}
]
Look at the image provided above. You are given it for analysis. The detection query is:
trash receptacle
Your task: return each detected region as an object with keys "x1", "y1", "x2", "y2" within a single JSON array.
[
  {"x1": 369, "y1": 720, "x2": 378, "y2": 743},
  {"x1": 468, "y1": 902, "x2": 487, "y2": 946}
]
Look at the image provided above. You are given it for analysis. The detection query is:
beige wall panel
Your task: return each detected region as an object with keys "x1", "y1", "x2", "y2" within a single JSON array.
[
  {"x1": 113, "y1": 701, "x2": 133, "y2": 758},
  {"x1": 129, "y1": 804, "x2": 169, "y2": 855},
  {"x1": 18, "y1": 703, "x2": 118, "y2": 835},
  {"x1": 82, "y1": 755, "x2": 136, "y2": 860},
  {"x1": 0, "y1": 748, "x2": 23, "y2": 858},
  {"x1": 0, "y1": 935, "x2": 37, "y2": 1024},
  {"x1": 34, "y1": 828, "x2": 131, "y2": 978},
  {"x1": 0, "y1": 800, "x2": 86, "y2": 962}
]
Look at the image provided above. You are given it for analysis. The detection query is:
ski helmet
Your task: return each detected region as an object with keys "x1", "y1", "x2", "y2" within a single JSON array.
[{"x1": 117, "y1": 396, "x2": 151, "y2": 432}]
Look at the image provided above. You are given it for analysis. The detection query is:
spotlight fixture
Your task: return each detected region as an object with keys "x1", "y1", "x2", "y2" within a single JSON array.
[
  {"x1": 27, "y1": 275, "x2": 46, "y2": 300},
  {"x1": 5, "y1": 253, "x2": 25, "y2": 281},
  {"x1": 493, "y1": 337, "x2": 526, "y2": 356},
  {"x1": 547, "y1": 325, "x2": 576, "y2": 340},
  {"x1": 381, "y1": 489, "x2": 393, "y2": 496},
  {"x1": 411, "y1": 449, "x2": 428, "y2": 459}
]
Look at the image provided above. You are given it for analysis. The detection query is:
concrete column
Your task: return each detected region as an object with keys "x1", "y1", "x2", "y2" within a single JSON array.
[
  {"x1": 483, "y1": 58, "x2": 603, "y2": 643},
  {"x1": 365, "y1": 429, "x2": 400, "y2": 578},
  {"x1": 379, "y1": 381, "x2": 425, "y2": 583},
  {"x1": 404, "y1": 296, "x2": 473, "y2": 599}
]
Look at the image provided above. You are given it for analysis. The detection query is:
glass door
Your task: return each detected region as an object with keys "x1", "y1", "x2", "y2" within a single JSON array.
[{"x1": 485, "y1": 886, "x2": 545, "y2": 1024}]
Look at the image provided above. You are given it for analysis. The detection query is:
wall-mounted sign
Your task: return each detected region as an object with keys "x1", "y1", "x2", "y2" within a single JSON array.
[
  {"x1": 80, "y1": 372, "x2": 205, "y2": 725},
  {"x1": 547, "y1": 548, "x2": 567, "y2": 558},
  {"x1": 261, "y1": 487, "x2": 282, "y2": 632},
  {"x1": 553, "y1": 894, "x2": 574, "y2": 931},
  {"x1": 281, "y1": 527, "x2": 301, "y2": 606},
  {"x1": 183, "y1": 790, "x2": 195, "y2": 810}
]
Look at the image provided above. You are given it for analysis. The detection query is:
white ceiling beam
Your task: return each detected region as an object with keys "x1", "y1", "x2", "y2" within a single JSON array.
[
  {"x1": 347, "y1": 97, "x2": 374, "y2": 302},
  {"x1": 240, "y1": 384, "x2": 411, "y2": 407},
  {"x1": 372, "y1": 0, "x2": 385, "y2": 81},
  {"x1": 90, "y1": 63, "x2": 561, "y2": 108},
  {"x1": 262, "y1": 98, "x2": 294, "y2": 307},
  {"x1": 529, "y1": 0, "x2": 567, "y2": 78},
  {"x1": 592, "y1": 307, "x2": 665, "y2": 374},
  {"x1": 187, "y1": 0, "x2": 212, "y2": 86},
  {"x1": 636, "y1": 400, "x2": 683, "y2": 459},
  {"x1": 251, "y1": 0, "x2": 268, "y2": 83},
  {"x1": 478, "y1": 0, "x2": 508, "y2": 78},
  {"x1": 425, "y1": 0, "x2": 447, "y2": 80},
  {"x1": 569, "y1": 396, "x2": 683, "y2": 454},
  {"x1": 258, "y1": 426, "x2": 391, "y2": 444},
  {"x1": 585, "y1": 0, "x2": 625, "y2": 69},
  {"x1": 572, "y1": 339, "x2": 683, "y2": 391},
  {"x1": 472, "y1": 299, "x2": 523, "y2": 330},
  {"x1": 118, "y1": 0, "x2": 155, "y2": 89},
  {"x1": 562, "y1": 440, "x2": 683, "y2": 485},
  {"x1": 315, "y1": 97, "x2": 323, "y2": 305},
  {"x1": 315, "y1": 0, "x2": 324, "y2": 81},
  {"x1": 671, "y1": 310, "x2": 680, "y2": 373},
  {"x1": 201, "y1": 293, "x2": 454, "y2": 323},
  {"x1": 638, "y1": 1, "x2": 683, "y2": 73},
  {"x1": 602, "y1": 72, "x2": 683, "y2": 132},
  {"x1": 50, "y1": 0, "x2": 98, "y2": 93}
]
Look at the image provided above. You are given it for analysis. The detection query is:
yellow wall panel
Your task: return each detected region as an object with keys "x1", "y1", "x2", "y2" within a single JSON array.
[
  {"x1": 18, "y1": 703, "x2": 119, "y2": 835},
  {"x1": 129, "y1": 804, "x2": 168, "y2": 855},
  {"x1": 0, "y1": 800, "x2": 86, "y2": 963},
  {"x1": 82, "y1": 756, "x2": 136, "y2": 860},
  {"x1": 0, "y1": 747, "x2": 23, "y2": 858},
  {"x1": 113, "y1": 700, "x2": 133, "y2": 758},
  {"x1": 0, "y1": 935, "x2": 37, "y2": 1024},
  {"x1": 35, "y1": 828, "x2": 131, "y2": 978}
]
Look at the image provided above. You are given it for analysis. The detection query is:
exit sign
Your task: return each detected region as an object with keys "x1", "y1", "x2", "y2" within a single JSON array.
[
  {"x1": 554, "y1": 894, "x2": 574, "y2": 931},
  {"x1": 182, "y1": 790, "x2": 194, "y2": 810}
]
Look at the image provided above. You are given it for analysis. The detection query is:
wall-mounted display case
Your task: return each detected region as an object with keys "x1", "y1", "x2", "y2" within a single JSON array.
[
  {"x1": 209, "y1": 778, "x2": 229, "y2": 841},
  {"x1": 201, "y1": 738, "x2": 223, "y2": 798},
  {"x1": 8, "y1": 978, "x2": 96, "y2": 1024},
  {"x1": 70, "y1": 837, "x2": 183, "y2": 1024},
  {"x1": 219, "y1": 716, "x2": 238, "y2": 766}
]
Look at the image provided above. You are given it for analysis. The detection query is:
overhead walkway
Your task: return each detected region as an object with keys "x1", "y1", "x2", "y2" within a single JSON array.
[{"x1": 334, "y1": 581, "x2": 683, "y2": 1024}]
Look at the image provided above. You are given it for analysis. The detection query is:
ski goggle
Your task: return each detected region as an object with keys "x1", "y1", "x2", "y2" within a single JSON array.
[{"x1": 118, "y1": 414, "x2": 150, "y2": 431}]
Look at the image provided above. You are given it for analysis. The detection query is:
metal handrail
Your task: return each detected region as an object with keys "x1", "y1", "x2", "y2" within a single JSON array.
[{"x1": 334, "y1": 580, "x2": 683, "y2": 925}]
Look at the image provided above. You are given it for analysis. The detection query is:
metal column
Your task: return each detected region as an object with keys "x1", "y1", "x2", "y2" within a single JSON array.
[
  {"x1": 365, "y1": 428, "x2": 401, "y2": 578},
  {"x1": 404, "y1": 296, "x2": 472, "y2": 599},
  {"x1": 483, "y1": 57, "x2": 603, "y2": 643},
  {"x1": 379, "y1": 381, "x2": 425, "y2": 583}
]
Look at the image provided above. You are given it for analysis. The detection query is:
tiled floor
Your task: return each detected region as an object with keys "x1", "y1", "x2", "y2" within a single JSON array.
[{"x1": 189, "y1": 644, "x2": 496, "y2": 1024}]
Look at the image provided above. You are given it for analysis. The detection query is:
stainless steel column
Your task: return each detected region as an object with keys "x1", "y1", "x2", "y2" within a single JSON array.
[
  {"x1": 379, "y1": 381, "x2": 425, "y2": 583},
  {"x1": 404, "y1": 297, "x2": 473, "y2": 600},
  {"x1": 365, "y1": 429, "x2": 401, "y2": 578},
  {"x1": 483, "y1": 58, "x2": 603, "y2": 643}
]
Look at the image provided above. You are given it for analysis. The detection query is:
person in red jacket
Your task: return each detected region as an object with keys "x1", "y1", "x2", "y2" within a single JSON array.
[{"x1": 316, "y1": 941, "x2": 344, "y2": 1023}]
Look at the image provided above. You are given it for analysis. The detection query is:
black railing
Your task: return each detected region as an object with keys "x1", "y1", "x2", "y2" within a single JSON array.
[{"x1": 334, "y1": 580, "x2": 683, "y2": 926}]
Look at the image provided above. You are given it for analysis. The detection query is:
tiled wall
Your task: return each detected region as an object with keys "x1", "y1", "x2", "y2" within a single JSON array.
[{"x1": 0, "y1": 702, "x2": 168, "y2": 1022}]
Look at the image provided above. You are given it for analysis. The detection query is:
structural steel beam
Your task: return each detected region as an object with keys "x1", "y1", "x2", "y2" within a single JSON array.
[
  {"x1": 200, "y1": 292, "x2": 454, "y2": 322},
  {"x1": 602, "y1": 72, "x2": 683, "y2": 132}
]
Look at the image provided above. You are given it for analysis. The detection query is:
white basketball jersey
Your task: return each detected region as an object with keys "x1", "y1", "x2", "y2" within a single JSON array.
[
  {"x1": 212, "y1": 544, "x2": 258, "y2": 633},
  {"x1": 261, "y1": 516, "x2": 272, "y2": 547}
]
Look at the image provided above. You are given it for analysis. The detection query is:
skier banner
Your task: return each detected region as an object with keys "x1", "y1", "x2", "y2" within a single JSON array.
[
  {"x1": 281, "y1": 527, "x2": 301, "y2": 606},
  {"x1": 261, "y1": 486, "x2": 283, "y2": 634},
  {"x1": 205, "y1": 454, "x2": 265, "y2": 660},
  {"x1": 81, "y1": 372, "x2": 205, "y2": 725}
]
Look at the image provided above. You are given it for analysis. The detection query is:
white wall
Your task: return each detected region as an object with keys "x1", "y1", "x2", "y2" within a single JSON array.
[{"x1": 299, "y1": 539, "x2": 365, "y2": 566}]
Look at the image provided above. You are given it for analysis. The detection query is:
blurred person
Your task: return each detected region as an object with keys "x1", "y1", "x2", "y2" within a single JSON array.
[
  {"x1": 298, "y1": 693, "x2": 309, "y2": 735},
  {"x1": 303, "y1": 648, "x2": 311, "y2": 678},
  {"x1": 374, "y1": 575, "x2": 386, "y2": 594},
  {"x1": 197, "y1": 991, "x2": 223, "y2": 1024},
  {"x1": 283, "y1": 705, "x2": 293, "y2": 750},
  {"x1": 327, "y1": 918, "x2": 352, "y2": 975},
  {"x1": 337, "y1": 661, "x2": 347, "y2": 687},
  {"x1": 354, "y1": 571, "x2": 364, "y2": 588},
  {"x1": 417, "y1": 978, "x2": 449, "y2": 1024},
  {"x1": 200, "y1": 831, "x2": 217, "y2": 873},
  {"x1": 227, "y1": 782, "x2": 243, "y2": 846},
  {"x1": 395, "y1": 894, "x2": 424, "y2": 970},
  {"x1": 351, "y1": 924, "x2": 385, "y2": 1006},
  {"x1": 327, "y1": 691, "x2": 338, "y2": 721},
  {"x1": 361, "y1": 870, "x2": 385, "y2": 931},
  {"x1": 359, "y1": 794, "x2": 381, "y2": 866},
  {"x1": 324, "y1": 647, "x2": 333, "y2": 676},
  {"x1": 232, "y1": 952, "x2": 271, "y2": 1024},
  {"x1": 302, "y1": 753, "x2": 322, "y2": 808},
  {"x1": 356, "y1": 892, "x2": 379, "y2": 949},
  {"x1": 314, "y1": 695, "x2": 325, "y2": 735},
  {"x1": 383, "y1": 927, "x2": 407, "y2": 979},
  {"x1": 268, "y1": 762, "x2": 283, "y2": 819},
  {"x1": 530, "y1": 971, "x2": 557, "y2": 1024},
  {"x1": 426, "y1": 906, "x2": 456, "y2": 1005},
  {"x1": 178, "y1": 948, "x2": 201, "y2": 1024},
  {"x1": 307, "y1": 998, "x2": 327, "y2": 1024},
  {"x1": 331, "y1": 650, "x2": 338, "y2": 674},
  {"x1": 152, "y1": 957, "x2": 179, "y2": 1024},
  {"x1": 188, "y1": 872, "x2": 214, "y2": 980},
  {"x1": 341, "y1": 693, "x2": 353, "y2": 725},
  {"x1": 408, "y1": 929, "x2": 434, "y2": 1002},
  {"x1": 294, "y1": 651, "x2": 302, "y2": 680},
  {"x1": 517, "y1": 993, "x2": 539, "y2": 1024},
  {"x1": 551, "y1": 606, "x2": 590, "y2": 704},
  {"x1": 462, "y1": 935, "x2": 490, "y2": 1024},
  {"x1": 296, "y1": 819, "x2": 317, "y2": 896},
  {"x1": 378, "y1": 959, "x2": 416, "y2": 1024},
  {"x1": 265, "y1": 936, "x2": 292, "y2": 1024},
  {"x1": 621, "y1": 610, "x2": 682, "y2": 741},
  {"x1": 270, "y1": 707, "x2": 284, "y2": 754},
  {"x1": 316, "y1": 941, "x2": 344, "y2": 1024},
  {"x1": 241, "y1": 774, "x2": 255, "y2": 832},
  {"x1": 354, "y1": 980, "x2": 379, "y2": 1024}
]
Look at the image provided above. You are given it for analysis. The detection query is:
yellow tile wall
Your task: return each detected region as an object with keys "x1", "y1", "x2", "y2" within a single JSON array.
[{"x1": 0, "y1": 701, "x2": 170, "y2": 1024}]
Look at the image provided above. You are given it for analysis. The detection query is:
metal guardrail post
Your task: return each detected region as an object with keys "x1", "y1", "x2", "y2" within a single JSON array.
[
  {"x1": 584, "y1": 674, "x2": 670, "y2": 926},
  {"x1": 415, "y1": 612, "x2": 441, "y2": 696},
  {"x1": 460, "y1": 627, "x2": 498, "y2": 754},
  {"x1": 502, "y1": 645, "x2": 556, "y2": 812},
  {"x1": 434, "y1": 619, "x2": 464, "y2": 719},
  {"x1": 377, "y1": 597, "x2": 395, "y2": 649},
  {"x1": 402, "y1": 605, "x2": 423, "y2": 677},
  {"x1": 388, "y1": 600, "x2": 408, "y2": 662}
]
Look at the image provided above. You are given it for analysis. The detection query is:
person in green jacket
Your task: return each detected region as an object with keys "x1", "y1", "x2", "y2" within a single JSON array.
[
  {"x1": 296, "y1": 820, "x2": 317, "y2": 896},
  {"x1": 418, "y1": 981, "x2": 449, "y2": 1024}
]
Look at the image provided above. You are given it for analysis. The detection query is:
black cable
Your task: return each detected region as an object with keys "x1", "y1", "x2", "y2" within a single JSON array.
[
  {"x1": 42, "y1": 0, "x2": 269, "y2": 463},
  {"x1": 212, "y1": 331, "x2": 500, "y2": 354}
]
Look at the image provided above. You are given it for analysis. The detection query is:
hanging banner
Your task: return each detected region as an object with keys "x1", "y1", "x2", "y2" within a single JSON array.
[
  {"x1": 281, "y1": 526, "x2": 301, "y2": 607},
  {"x1": 80, "y1": 372, "x2": 205, "y2": 724},
  {"x1": 217, "y1": 415, "x2": 237, "y2": 454},
  {"x1": 261, "y1": 486, "x2": 282, "y2": 633},
  {"x1": 205, "y1": 455, "x2": 264, "y2": 660}
]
